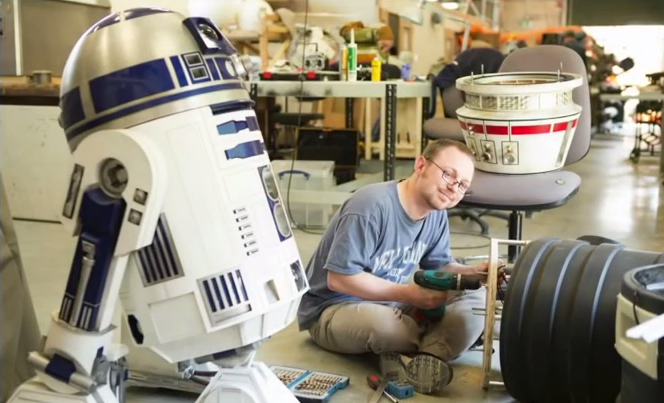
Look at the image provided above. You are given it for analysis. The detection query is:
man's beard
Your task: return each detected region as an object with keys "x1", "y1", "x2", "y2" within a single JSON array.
[{"x1": 425, "y1": 192, "x2": 448, "y2": 211}]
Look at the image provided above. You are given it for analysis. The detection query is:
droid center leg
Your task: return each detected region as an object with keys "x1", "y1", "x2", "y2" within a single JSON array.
[{"x1": 191, "y1": 343, "x2": 300, "y2": 403}]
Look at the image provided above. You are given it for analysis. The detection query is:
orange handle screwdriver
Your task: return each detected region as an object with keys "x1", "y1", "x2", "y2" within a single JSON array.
[{"x1": 366, "y1": 375, "x2": 399, "y2": 402}]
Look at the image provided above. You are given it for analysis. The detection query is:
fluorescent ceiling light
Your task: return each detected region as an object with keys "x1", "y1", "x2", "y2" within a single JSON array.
[{"x1": 442, "y1": 1, "x2": 460, "y2": 10}]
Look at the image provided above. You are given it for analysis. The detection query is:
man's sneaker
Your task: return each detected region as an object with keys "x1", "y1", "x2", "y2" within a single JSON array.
[
  {"x1": 378, "y1": 352, "x2": 453, "y2": 395},
  {"x1": 404, "y1": 353, "x2": 453, "y2": 395}
]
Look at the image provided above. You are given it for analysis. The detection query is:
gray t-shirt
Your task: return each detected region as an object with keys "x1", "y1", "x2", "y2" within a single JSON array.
[{"x1": 297, "y1": 180, "x2": 454, "y2": 331}]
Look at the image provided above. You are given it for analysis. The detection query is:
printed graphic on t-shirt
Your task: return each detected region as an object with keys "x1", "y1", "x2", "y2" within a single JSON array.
[{"x1": 373, "y1": 241, "x2": 428, "y2": 284}]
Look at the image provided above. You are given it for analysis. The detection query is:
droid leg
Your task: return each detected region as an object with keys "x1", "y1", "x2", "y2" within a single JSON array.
[{"x1": 6, "y1": 129, "x2": 167, "y2": 403}]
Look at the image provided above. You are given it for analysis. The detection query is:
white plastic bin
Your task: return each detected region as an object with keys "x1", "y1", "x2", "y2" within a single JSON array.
[{"x1": 270, "y1": 160, "x2": 336, "y2": 228}]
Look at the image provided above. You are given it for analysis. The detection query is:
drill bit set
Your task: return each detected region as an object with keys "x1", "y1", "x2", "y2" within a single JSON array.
[{"x1": 270, "y1": 365, "x2": 350, "y2": 403}]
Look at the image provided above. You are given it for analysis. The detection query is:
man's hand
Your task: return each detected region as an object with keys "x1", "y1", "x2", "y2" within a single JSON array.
[
  {"x1": 472, "y1": 261, "x2": 506, "y2": 285},
  {"x1": 400, "y1": 283, "x2": 449, "y2": 310}
]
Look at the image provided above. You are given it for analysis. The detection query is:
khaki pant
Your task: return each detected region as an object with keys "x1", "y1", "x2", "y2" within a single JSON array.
[
  {"x1": 308, "y1": 288, "x2": 486, "y2": 362},
  {"x1": 1, "y1": 173, "x2": 42, "y2": 402}
]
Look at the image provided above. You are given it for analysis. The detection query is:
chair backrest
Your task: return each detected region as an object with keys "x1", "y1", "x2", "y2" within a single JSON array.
[
  {"x1": 424, "y1": 74, "x2": 468, "y2": 120},
  {"x1": 498, "y1": 45, "x2": 591, "y2": 166},
  {"x1": 442, "y1": 87, "x2": 465, "y2": 119},
  {"x1": 433, "y1": 48, "x2": 505, "y2": 120}
]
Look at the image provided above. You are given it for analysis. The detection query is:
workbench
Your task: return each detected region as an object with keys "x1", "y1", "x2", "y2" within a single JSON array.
[
  {"x1": 0, "y1": 76, "x2": 60, "y2": 106},
  {"x1": 599, "y1": 92, "x2": 664, "y2": 184},
  {"x1": 246, "y1": 80, "x2": 432, "y2": 182}
]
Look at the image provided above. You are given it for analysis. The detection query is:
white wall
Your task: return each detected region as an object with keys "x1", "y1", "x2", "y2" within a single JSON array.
[{"x1": 0, "y1": 106, "x2": 72, "y2": 222}]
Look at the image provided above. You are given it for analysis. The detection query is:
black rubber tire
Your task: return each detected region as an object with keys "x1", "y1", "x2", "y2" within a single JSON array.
[
  {"x1": 500, "y1": 237, "x2": 664, "y2": 403},
  {"x1": 499, "y1": 237, "x2": 559, "y2": 402},
  {"x1": 567, "y1": 243, "x2": 623, "y2": 402},
  {"x1": 523, "y1": 240, "x2": 588, "y2": 402}
]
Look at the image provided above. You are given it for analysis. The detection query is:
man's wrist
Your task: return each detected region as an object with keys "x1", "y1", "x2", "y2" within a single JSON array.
[
  {"x1": 391, "y1": 283, "x2": 413, "y2": 305},
  {"x1": 441, "y1": 261, "x2": 476, "y2": 275}
]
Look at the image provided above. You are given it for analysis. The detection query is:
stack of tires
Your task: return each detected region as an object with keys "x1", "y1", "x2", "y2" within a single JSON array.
[{"x1": 499, "y1": 237, "x2": 664, "y2": 403}]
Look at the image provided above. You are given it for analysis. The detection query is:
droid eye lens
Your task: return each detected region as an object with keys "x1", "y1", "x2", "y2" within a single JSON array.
[{"x1": 198, "y1": 24, "x2": 219, "y2": 40}]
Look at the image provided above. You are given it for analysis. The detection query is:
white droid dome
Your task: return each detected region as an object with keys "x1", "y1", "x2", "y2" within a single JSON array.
[{"x1": 59, "y1": 7, "x2": 251, "y2": 150}]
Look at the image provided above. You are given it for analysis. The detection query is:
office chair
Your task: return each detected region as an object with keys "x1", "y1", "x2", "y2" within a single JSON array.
[{"x1": 458, "y1": 45, "x2": 592, "y2": 262}]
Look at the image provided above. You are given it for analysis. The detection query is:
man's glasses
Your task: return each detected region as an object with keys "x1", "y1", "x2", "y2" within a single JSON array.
[{"x1": 425, "y1": 158, "x2": 472, "y2": 195}]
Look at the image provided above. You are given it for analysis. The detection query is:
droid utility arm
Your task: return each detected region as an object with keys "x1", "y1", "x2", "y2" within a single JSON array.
[{"x1": 23, "y1": 128, "x2": 167, "y2": 402}]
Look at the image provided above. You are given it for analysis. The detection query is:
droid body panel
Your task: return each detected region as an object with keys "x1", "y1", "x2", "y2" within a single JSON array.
[
  {"x1": 8, "y1": 8, "x2": 307, "y2": 403},
  {"x1": 115, "y1": 106, "x2": 306, "y2": 364}
]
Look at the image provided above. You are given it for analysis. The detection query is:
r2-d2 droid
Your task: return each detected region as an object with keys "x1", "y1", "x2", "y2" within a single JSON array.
[{"x1": 7, "y1": 8, "x2": 308, "y2": 403}]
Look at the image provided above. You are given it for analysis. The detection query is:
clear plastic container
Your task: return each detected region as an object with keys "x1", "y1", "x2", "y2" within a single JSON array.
[{"x1": 270, "y1": 160, "x2": 336, "y2": 228}]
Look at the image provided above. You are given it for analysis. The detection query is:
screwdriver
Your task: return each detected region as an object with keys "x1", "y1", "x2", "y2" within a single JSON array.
[{"x1": 366, "y1": 375, "x2": 399, "y2": 403}]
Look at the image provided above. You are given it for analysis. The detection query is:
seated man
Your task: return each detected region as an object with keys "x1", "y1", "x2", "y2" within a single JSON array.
[{"x1": 296, "y1": 139, "x2": 488, "y2": 394}]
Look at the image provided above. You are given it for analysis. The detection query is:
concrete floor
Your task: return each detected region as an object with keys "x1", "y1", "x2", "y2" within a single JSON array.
[{"x1": 13, "y1": 134, "x2": 663, "y2": 403}]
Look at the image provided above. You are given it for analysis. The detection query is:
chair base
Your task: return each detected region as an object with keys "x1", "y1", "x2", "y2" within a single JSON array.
[
  {"x1": 449, "y1": 208, "x2": 510, "y2": 236},
  {"x1": 460, "y1": 211, "x2": 612, "y2": 265},
  {"x1": 471, "y1": 209, "x2": 537, "y2": 263},
  {"x1": 506, "y1": 211, "x2": 523, "y2": 262},
  {"x1": 451, "y1": 208, "x2": 525, "y2": 263}
]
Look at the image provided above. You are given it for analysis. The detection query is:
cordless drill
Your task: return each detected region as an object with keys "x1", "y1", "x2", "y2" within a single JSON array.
[{"x1": 413, "y1": 270, "x2": 484, "y2": 320}]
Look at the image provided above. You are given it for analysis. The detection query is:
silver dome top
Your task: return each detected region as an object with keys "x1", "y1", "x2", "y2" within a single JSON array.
[{"x1": 59, "y1": 8, "x2": 252, "y2": 150}]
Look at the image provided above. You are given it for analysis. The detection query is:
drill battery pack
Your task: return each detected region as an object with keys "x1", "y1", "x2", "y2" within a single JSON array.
[
  {"x1": 387, "y1": 380, "x2": 415, "y2": 399},
  {"x1": 270, "y1": 365, "x2": 350, "y2": 403}
]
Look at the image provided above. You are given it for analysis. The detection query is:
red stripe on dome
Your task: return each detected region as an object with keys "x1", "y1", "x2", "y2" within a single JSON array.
[{"x1": 460, "y1": 119, "x2": 578, "y2": 135}]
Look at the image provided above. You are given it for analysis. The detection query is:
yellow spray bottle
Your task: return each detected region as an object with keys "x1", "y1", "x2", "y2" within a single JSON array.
[{"x1": 371, "y1": 56, "x2": 382, "y2": 81}]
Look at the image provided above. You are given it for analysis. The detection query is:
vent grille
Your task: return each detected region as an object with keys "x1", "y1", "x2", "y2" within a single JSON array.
[
  {"x1": 199, "y1": 269, "x2": 251, "y2": 325},
  {"x1": 137, "y1": 214, "x2": 184, "y2": 286}
]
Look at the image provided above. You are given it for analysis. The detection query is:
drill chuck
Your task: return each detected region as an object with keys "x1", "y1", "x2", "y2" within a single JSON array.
[{"x1": 457, "y1": 274, "x2": 483, "y2": 290}]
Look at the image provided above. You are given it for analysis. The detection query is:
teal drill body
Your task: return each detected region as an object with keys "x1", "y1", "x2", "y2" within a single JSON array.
[{"x1": 413, "y1": 270, "x2": 483, "y2": 319}]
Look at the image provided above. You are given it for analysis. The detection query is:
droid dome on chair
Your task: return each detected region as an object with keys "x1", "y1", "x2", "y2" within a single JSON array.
[
  {"x1": 455, "y1": 70, "x2": 584, "y2": 175},
  {"x1": 495, "y1": 44, "x2": 592, "y2": 165},
  {"x1": 456, "y1": 45, "x2": 592, "y2": 263}
]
